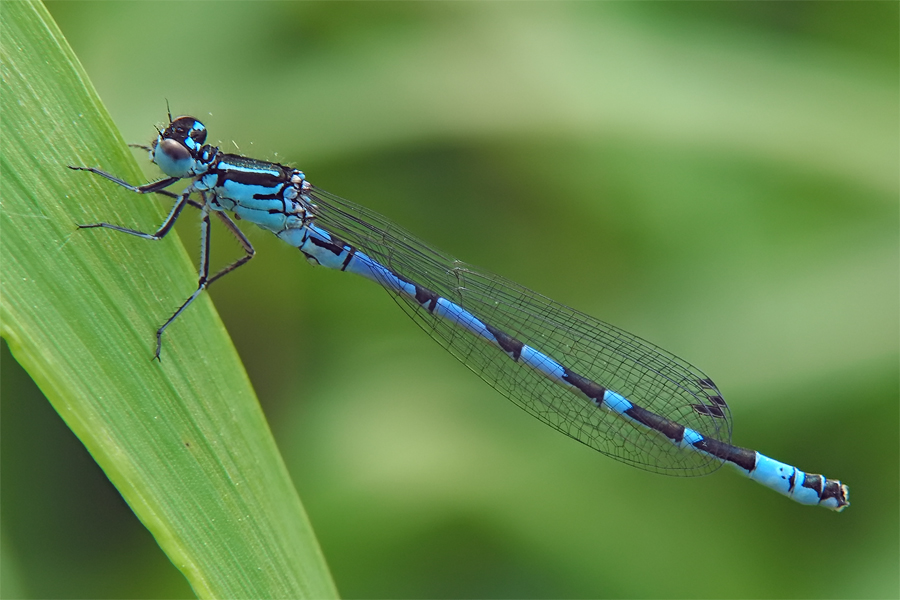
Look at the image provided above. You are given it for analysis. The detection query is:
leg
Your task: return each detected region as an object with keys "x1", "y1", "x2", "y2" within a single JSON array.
[
  {"x1": 207, "y1": 211, "x2": 255, "y2": 285},
  {"x1": 78, "y1": 189, "x2": 190, "y2": 241},
  {"x1": 72, "y1": 163, "x2": 194, "y2": 238},
  {"x1": 68, "y1": 165, "x2": 179, "y2": 195},
  {"x1": 153, "y1": 208, "x2": 255, "y2": 360},
  {"x1": 70, "y1": 164, "x2": 205, "y2": 210},
  {"x1": 153, "y1": 204, "x2": 211, "y2": 360},
  {"x1": 149, "y1": 189, "x2": 204, "y2": 211}
]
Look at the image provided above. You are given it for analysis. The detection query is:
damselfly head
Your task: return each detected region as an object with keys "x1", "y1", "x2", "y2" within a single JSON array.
[{"x1": 151, "y1": 116, "x2": 208, "y2": 178}]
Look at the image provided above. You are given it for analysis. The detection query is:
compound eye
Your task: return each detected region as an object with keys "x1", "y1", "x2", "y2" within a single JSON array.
[
  {"x1": 153, "y1": 137, "x2": 195, "y2": 177},
  {"x1": 158, "y1": 138, "x2": 191, "y2": 162}
]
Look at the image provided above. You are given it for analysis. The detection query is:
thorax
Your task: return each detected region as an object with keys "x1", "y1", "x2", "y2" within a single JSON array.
[{"x1": 192, "y1": 152, "x2": 310, "y2": 234}]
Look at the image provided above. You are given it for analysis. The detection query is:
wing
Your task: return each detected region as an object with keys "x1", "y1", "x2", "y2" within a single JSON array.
[{"x1": 306, "y1": 185, "x2": 732, "y2": 476}]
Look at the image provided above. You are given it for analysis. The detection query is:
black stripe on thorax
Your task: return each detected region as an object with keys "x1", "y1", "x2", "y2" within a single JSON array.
[
  {"x1": 215, "y1": 170, "x2": 286, "y2": 191},
  {"x1": 215, "y1": 154, "x2": 291, "y2": 188}
]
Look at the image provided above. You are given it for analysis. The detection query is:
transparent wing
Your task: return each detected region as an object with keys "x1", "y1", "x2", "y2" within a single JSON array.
[{"x1": 307, "y1": 185, "x2": 732, "y2": 475}]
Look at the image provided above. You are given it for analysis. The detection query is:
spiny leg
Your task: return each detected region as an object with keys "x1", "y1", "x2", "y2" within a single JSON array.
[
  {"x1": 207, "y1": 211, "x2": 255, "y2": 286},
  {"x1": 78, "y1": 189, "x2": 190, "y2": 241},
  {"x1": 73, "y1": 163, "x2": 256, "y2": 358},
  {"x1": 71, "y1": 163, "x2": 192, "y2": 239},
  {"x1": 154, "y1": 204, "x2": 255, "y2": 360},
  {"x1": 72, "y1": 164, "x2": 193, "y2": 355},
  {"x1": 152, "y1": 204, "x2": 211, "y2": 360},
  {"x1": 70, "y1": 164, "x2": 206, "y2": 212},
  {"x1": 133, "y1": 184, "x2": 205, "y2": 211},
  {"x1": 68, "y1": 165, "x2": 180, "y2": 196},
  {"x1": 136, "y1": 188, "x2": 254, "y2": 281}
]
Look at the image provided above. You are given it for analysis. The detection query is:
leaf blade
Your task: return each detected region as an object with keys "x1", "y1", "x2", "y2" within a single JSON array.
[{"x1": 0, "y1": 2, "x2": 337, "y2": 598}]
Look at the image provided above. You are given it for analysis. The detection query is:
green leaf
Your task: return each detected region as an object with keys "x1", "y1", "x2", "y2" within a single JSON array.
[{"x1": 0, "y1": 2, "x2": 337, "y2": 598}]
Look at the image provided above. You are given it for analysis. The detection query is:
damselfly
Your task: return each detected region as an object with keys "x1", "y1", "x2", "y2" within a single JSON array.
[{"x1": 70, "y1": 113, "x2": 849, "y2": 511}]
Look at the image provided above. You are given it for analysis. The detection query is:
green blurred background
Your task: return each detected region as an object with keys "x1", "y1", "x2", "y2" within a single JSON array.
[{"x1": 2, "y1": 2, "x2": 897, "y2": 598}]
